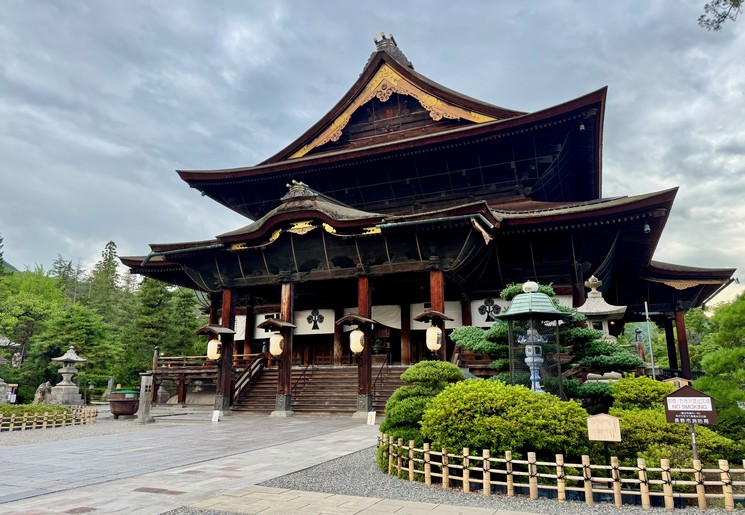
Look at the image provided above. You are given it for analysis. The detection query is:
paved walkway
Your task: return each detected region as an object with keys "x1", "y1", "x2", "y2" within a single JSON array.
[{"x1": 1, "y1": 410, "x2": 538, "y2": 514}]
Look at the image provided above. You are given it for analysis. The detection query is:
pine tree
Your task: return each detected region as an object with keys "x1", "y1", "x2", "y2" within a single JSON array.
[{"x1": 83, "y1": 241, "x2": 122, "y2": 325}]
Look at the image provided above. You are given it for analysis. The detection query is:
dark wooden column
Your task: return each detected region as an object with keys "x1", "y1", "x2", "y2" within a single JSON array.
[
  {"x1": 461, "y1": 295, "x2": 472, "y2": 327},
  {"x1": 215, "y1": 288, "x2": 236, "y2": 411},
  {"x1": 400, "y1": 303, "x2": 411, "y2": 365},
  {"x1": 664, "y1": 317, "x2": 679, "y2": 370},
  {"x1": 274, "y1": 281, "x2": 295, "y2": 414},
  {"x1": 430, "y1": 270, "x2": 446, "y2": 360},
  {"x1": 333, "y1": 307, "x2": 344, "y2": 366},
  {"x1": 675, "y1": 309, "x2": 692, "y2": 379},
  {"x1": 357, "y1": 275, "x2": 373, "y2": 413}
]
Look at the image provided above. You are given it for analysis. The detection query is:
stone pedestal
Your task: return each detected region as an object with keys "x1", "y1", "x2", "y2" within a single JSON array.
[
  {"x1": 270, "y1": 394, "x2": 294, "y2": 417},
  {"x1": 137, "y1": 373, "x2": 155, "y2": 423}
]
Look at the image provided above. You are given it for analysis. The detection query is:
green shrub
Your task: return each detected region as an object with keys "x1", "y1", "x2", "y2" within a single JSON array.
[
  {"x1": 421, "y1": 379, "x2": 589, "y2": 460},
  {"x1": 380, "y1": 360, "x2": 465, "y2": 446},
  {"x1": 711, "y1": 407, "x2": 745, "y2": 441},
  {"x1": 450, "y1": 326, "x2": 486, "y2": 350},
  {"x1": 579, "y1": 351, "x2": 643, "y2": 373},
  {"x1": 0, "y1": 404, "x2": 71, "y2": 417},
  {"x1": 610, "y1": 375, "x2": 676, "y2": 410},
  {"x1": 575, "y1": 381, "x2": 614, "y2": 414},
  {"x1": 400, "y1": 360, "x2": 464, "y2": 388},
  {"x1": 500, "y1": 282, "x2": 555, "y2": 301},
  {"x1": 608, "y1": 408, "x2": 741, "y2": 464}
]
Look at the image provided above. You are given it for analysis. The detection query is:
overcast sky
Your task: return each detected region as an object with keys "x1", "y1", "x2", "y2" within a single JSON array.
[{"x1": 1, "y1": 1, "x2": 743, "y2": 287}]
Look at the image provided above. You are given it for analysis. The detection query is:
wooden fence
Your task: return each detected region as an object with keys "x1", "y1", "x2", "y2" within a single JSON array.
[
  {"x1": 379, "y1": 434, "x2": 745, "y2": 511},
  {"x1": 0, "y1": 407, "x2": 98, "y2": 432}
]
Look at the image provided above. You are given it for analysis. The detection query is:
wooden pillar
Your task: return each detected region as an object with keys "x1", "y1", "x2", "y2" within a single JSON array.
[
  {"x1": 675, "y1": 309, "x2": 692, "y2": 379},
  {"x1": 215, "y1": 288, "x2": 236, "y2": 411},
  {"x1": 243, "y1": 304, "x2": 255, "y2": 355},
  {"x1": 664, "y1": 317, "x2": 679, "y2": 370},
  {"x1": 208, "y1": 292, "x2": 220, "y2": 325},
  {"x1": 333, "y1": 307, "x2": 344, "y2": 366},
  {"x1": 400, "y1": 303, "x2": 411, "y2": 365},
  {"x1": 273, "y1": 281, "x2": 295, "y2": 414},
  {"x1": 461, "y1": 296, "x2": 472, "y2": 327},
  {"x1": 430, "y1": 270, "x2": 446, "y2": 361},
  {"x1": 357, "y1": 275, "x2": 373, "y2": 413}
]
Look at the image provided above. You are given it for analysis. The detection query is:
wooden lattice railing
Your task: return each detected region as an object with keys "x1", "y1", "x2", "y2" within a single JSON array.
[
  {"x1": 0, "y1": 407, "x2": 98, "y2": 432},
  {"x1": 379, "y1": 434, "x2": 745, "y2": 511}
]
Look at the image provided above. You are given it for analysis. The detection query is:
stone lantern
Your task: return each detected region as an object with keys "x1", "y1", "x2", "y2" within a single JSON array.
[
  {"x1": 497, "y1": 281, "x2": 572, "y2": 398},
  {"x1": 49, "y1": 346, "x2": 86, "y2": 405},
  {"x1": 577, "y1": 276, "x2": 626, "y2": 341}
]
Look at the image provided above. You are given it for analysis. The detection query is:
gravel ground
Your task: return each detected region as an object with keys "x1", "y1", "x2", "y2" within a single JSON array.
[{"x1": 165, "y1": 446, "x2": 741, "y2": 515}]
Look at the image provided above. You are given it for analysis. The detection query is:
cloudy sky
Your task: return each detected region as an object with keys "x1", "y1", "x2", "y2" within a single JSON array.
[{"x1": 1, "y1": 1, "x2": 743, "y2": 287}]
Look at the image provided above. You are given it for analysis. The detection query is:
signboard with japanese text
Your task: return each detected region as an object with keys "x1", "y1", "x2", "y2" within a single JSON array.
[
  {"x1": 587, "y1": 413, "x2": 622, "y2": 442},
  {"x1": 664, "y1": 385, "x2": 717, "y2": 425}
]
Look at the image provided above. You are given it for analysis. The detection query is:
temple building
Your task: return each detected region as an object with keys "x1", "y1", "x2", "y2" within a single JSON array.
[{"x1": 121, "y1": 35, "x2": 735, "y2": 414}]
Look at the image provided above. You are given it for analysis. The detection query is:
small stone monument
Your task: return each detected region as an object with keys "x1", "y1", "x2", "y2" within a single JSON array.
[
  {"x1": 0, "y1": 377, "x2": 8, "y2": 404},
  {"x1": 102, "y1": 377, "x2": 114, "y2": 401},
  {"x1": 49, "y1": 346, "x2": 86, "y2": 405}
]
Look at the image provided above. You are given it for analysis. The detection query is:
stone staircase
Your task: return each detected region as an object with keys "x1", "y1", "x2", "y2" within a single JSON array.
[{"x1": 231, "y1": 365, "x2": 407, "y2": 415}]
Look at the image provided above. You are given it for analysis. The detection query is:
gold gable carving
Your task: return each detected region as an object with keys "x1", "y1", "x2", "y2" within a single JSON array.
[{"x1": 290, "y1": 63, "x2": 496, "y2": 159}]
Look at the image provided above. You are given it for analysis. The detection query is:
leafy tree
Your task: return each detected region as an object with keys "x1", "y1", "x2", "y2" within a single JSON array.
[
  {"x1": 20, "y1": 302, "x2": 121, "y2": 396},
  {"x1": 82, "y1": 241, "x2": 122, "y2": 326},
  {"x1": 0, "y1": 233, "x2": 5, "y2": 274},
  {"x1": 50, "y1": 255, "x2": 84, "y2": 302},
  {"x1": 170, "y1": 287, "x2": 207, "y2": 355},
  {"x1": 0, "y1": 267, "x2": 65, "y2": 364},
  {"x1": 699, "y1": 0, "x2": 743, "y2": 30}
]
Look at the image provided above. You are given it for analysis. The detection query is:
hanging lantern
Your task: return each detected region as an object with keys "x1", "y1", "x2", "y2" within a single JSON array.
[
  {"x1": 207, "y1": 338, "x2": 222, "y2": 360},
  {"x1": 269, "y1": 333, "x2": 284, "y2": 357},
  {"x1": 426, "y1": 325, "x2": 442, "y2": 351},
  {"x1": 350, "y1": 329, "x2": 365, "y2": 354}
]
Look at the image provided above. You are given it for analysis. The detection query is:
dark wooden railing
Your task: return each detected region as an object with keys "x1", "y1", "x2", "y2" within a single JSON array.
[{"x1": 233, "y1": 354, "x2": 266, "y2": 400}]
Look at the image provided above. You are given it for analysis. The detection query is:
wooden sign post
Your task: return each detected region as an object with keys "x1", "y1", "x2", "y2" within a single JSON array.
[
  {"x1": 587, "y1": 414, "x2": 621, "y2": 465},
  {"x1": 664, "y1": 385, "x2": 717, "y2": 461}
]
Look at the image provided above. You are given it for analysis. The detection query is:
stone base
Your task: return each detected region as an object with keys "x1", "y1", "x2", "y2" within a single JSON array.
[
  {"x1": 352, "y1": 410, "x2": 373, "y2": 419},
  {"x1": 356, "y1": 394, "x2": 373, "y2": 413},
  {"x1": 213, "y1": 394, "x2": 231, "y2": 412},
  {"x1": 49, "y1": 385, "x2": 83, "y2": 406},
  {"x1": 270, "y1": 409, "x2": 295, "y2": 417}
]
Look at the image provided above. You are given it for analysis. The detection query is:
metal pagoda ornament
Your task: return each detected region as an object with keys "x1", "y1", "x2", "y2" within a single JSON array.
[{"x1": 497, "y1": 281, "x2": 572, "y2": 398}]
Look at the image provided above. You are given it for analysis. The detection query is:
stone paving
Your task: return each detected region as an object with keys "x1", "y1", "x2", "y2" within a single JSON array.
[{"x1": 1, "y1": 409, "x2": 539, "y2": 514}]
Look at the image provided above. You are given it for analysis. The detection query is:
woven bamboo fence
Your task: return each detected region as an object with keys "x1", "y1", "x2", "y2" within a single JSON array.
[
  {"x1": 0, "y1": 407, "x2": 98, "y2": 432},
  {"x1": 379, "y1": 434, "x2": 745, "y2": 511}
]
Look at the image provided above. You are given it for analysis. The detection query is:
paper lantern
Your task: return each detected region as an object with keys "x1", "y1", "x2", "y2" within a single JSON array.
[
  {"x1": 269, "y1": 333, "x2": 284, "y2": 357},
  {"x1": 350, "y1": 329, "x2": 365, "y2": 354}
]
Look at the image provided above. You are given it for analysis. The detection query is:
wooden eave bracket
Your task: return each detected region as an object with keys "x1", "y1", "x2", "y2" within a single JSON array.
[
  {"x1": 413, "y1": 309, "x2": 454, "y2": 323},
  {"x1": 256, "y1": 318, "x2": 297, "y2": 330},
  {"x1": 335, "y1": 314, "x2": 377, "y2": 326},
  {"x1": 195, "y1": 324, "x2": 236, "y2": 336}
]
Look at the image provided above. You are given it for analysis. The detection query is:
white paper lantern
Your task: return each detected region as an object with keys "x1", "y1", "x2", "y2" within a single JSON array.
[
  {"x1": 269, "y1": 333, "x2": 284, "y2": 356},
  {"x1": 350, "y1": 329, "x2": 365, "y2": 354},
  {"x1": 426, "y1": 325, "x2": 442, "y2": 351},
  {"x1": 207, "y1": 338, "x2": 222, "y2": 360}
]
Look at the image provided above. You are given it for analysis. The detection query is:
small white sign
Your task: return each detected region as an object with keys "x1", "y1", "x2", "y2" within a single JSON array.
[
  {"x1": 667, "y1": 397, "x2": 713, "y2": 412},
  {"x1": 212, "y1": 410, "x2": 221, "y2": 423},
  {"x1": 366, "y1": 411, "x2": 377, "y2": 426},
  {"x1": 587, "y1": 414, "x2": 622, "y2": 442}
]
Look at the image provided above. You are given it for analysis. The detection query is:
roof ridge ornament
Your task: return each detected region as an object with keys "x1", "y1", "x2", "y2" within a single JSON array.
[
  {"x1": 281, "y1": 180, "x2": 317, "y2": 202},
  {"x1": 368, "y1": 32, "x2": 414, "y2": 70}
]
